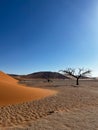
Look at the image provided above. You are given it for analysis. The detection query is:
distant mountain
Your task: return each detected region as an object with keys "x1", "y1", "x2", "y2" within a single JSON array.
[{"x1": 9, "y1": 71, "x2": 69, "y2": 80}]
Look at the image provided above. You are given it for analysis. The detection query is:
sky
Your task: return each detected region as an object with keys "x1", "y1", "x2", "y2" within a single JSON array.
[{"x1": 0, "y1": 0, "x2": 98, "y2": 76}]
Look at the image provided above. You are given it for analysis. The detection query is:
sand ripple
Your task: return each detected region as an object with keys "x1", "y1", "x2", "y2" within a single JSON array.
[{"x1": 0, "y1": 86, "x2": 98, "y2": 128}]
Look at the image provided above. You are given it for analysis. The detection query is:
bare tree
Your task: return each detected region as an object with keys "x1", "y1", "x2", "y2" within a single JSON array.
[{"x1": 60, "y1": 68, "x2": 91, "y2": 86}]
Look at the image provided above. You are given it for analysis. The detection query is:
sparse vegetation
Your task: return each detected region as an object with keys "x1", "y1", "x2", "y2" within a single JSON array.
[
  {"x1": 43, "y1": 72, "x2": 52, "y2": 82},
  {"x1": 60, "y1": 68, "x2": 91, "y2": 85}
]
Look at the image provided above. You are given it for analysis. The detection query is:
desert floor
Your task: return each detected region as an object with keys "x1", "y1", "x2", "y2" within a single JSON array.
[{"x1": 0, "y1": 79, "x2": 98, "y2": 130}]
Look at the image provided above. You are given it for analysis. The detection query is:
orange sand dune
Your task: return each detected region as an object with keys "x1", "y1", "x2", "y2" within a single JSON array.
[
  {"x1": 0, "y1": 71, "x2": 56, "y2": 106},
  {"x1": 0, "y1": 71, "x2": 17, "y2": 83}
]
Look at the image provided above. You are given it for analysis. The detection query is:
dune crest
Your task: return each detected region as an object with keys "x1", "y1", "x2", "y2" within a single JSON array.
[
  {"x1": 0, "y1": 71, "x2": 17, "y2": 83},
  {"x1": 0, "y1": 71, "x2": 56, "y2": 106}
]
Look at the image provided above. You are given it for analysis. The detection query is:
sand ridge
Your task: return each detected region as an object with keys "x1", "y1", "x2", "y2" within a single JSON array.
[
  {"x1": 0, "y1": 71, "x2": 56, "y2": 106},
  {"x1": 0, "y1": 71, "x2": 17, "y2": 83}
]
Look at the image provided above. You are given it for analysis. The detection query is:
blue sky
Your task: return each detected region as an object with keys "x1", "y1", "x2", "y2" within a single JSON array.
[{"x1": 0, "y1": 0, "x2": 98, "y2": 76}]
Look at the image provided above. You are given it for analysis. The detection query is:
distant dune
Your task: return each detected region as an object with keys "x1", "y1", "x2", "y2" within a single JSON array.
[
  {"x1": 0, "y1": 71, "x2": 56, "y2": 106},
  {"x1": 9, "y1": 71, "x2": 69, "y2": 81}
]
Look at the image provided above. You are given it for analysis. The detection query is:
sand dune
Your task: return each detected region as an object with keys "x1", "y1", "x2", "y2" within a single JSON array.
[
  {"x1": 0, "y1": 71, "x2": 56, "y2": 106},
  {"x1": 0, "y1": 71, "x2": 17, "y2": 83}
]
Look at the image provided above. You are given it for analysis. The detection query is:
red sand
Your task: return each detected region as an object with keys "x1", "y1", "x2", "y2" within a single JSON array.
[{"x1": 0, "y1": 71, "x2": 56, "y2": 106}]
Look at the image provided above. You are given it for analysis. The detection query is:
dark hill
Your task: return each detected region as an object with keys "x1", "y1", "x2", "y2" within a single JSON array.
[
  {"x1": 22, "y1": 71, "x2": 68, "y2": 79},
  {"x1": 9, "y1": 71, "x2": 68, "y2": 80}
]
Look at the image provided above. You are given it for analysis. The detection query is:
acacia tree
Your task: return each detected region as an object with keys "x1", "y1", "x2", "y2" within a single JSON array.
[{"x1": 60, "y1": 68, "x2": 91, "y2": 85}]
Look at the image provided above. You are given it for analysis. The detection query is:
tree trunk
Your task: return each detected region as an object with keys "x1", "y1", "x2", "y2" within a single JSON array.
[{"x1": 76, "y1": 78, "x2": 79, "y2": 85}]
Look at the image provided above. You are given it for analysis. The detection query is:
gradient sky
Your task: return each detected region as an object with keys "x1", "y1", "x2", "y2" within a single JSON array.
[{"x1": 0, "y1": 0, "x2": 98, "y2": 76}]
